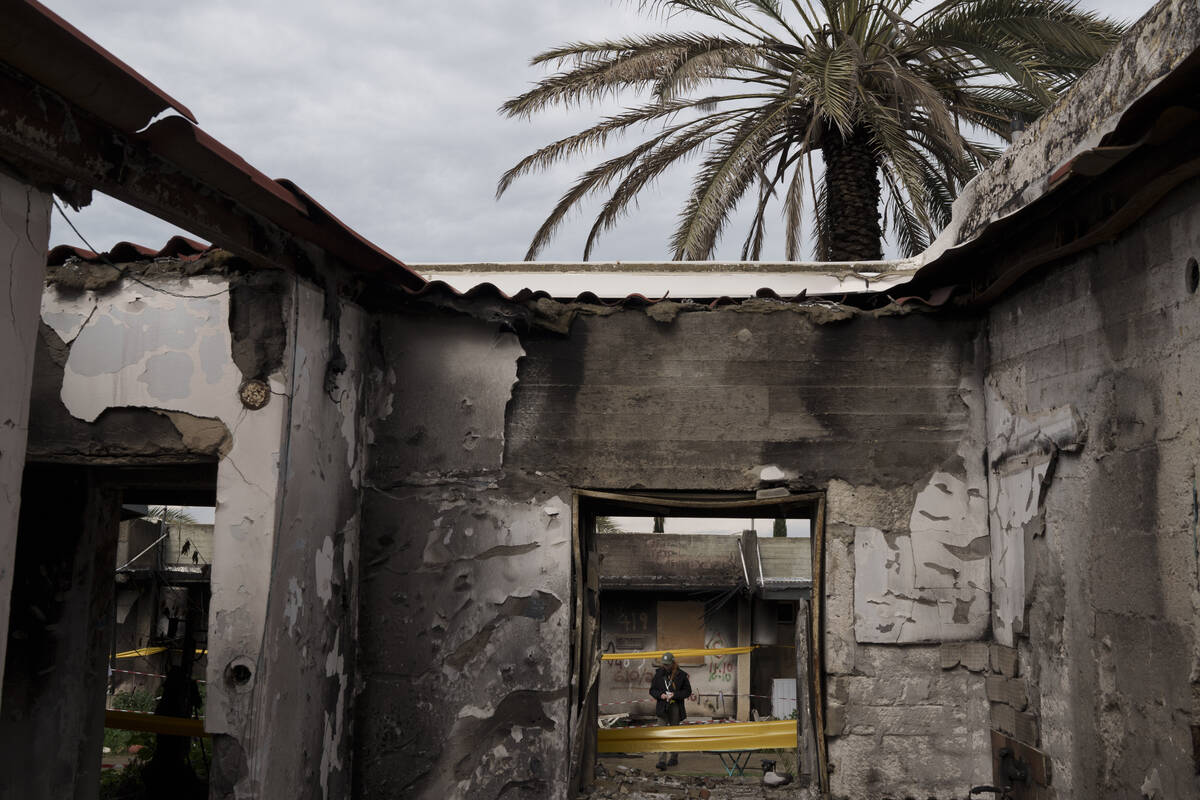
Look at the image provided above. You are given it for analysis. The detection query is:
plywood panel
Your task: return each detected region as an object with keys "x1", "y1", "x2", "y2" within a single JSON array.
[{"x1": 657, "y1": 601, "x2": 705, "y2": 666}]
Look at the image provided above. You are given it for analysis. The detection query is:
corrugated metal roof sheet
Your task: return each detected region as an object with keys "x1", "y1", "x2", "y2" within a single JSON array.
[
  {"x1": 414, "y1": 262, "x2": 917, "y2": 301},
  {"x1": 5, "y1": 0, "x2": 425, "y2": 291},
  {"x1": 47, "y1": 236, "x2": 213, "y2": 266},
  {"x1": 0, "y1": 0, "x2": 196, "y2": 132}
]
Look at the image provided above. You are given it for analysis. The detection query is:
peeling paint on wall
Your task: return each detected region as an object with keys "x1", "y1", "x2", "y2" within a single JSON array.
[
  {"x1": 985, "y1": 387, "x2": 1084, "y2": 647},
  {"x1": 358, "y1": 312, "x2": 573, "y2": 800},
  {"x1": 40, "y1": 276, "x2": 291, "y2": 743},
  {"x1": 239, "y1": 282, "x2": 366, "y2": 800},
  {"x1": 854, "y1": 340, "x2": 990, "y2": 644},
  {"x1": 369, "y1": 314, "x2": 524, "y2": 483},
  {"x1": 854, "y1": 468, "x2": 990, "y2": 643}
]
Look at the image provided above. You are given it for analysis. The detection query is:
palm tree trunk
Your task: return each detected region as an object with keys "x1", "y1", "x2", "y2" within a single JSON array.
[{"x1": 821, "y1": 126, "x2": 882, "y2": 261}]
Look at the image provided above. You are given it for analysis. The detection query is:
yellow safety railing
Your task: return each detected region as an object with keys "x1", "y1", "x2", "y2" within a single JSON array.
[
  {"x1": 113, "y1": 647, "x2": 208, "y2": 660},
  {"x1": 597, "y1": 719, "x2": 795, "y2": 753},
  {"x1": 600, "y1": 646, "x2": 755, "y2": 661},
  {"x1": 105, "y1": 709, "x2": 208, "y2": 738}
]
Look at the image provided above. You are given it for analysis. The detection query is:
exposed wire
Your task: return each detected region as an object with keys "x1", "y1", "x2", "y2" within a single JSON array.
[
  {"x1": 52, "y1": 199, "x2": 227, "y2": 299},
  {"x1": 115, "y1": 531, "x2": 170, "y2": 573}
]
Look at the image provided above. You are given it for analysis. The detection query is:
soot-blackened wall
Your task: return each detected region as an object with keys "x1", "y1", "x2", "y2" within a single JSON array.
[
  {"x1": 985, "y1": 178, "x2": 1200, "y2": 799},
  {"x1": 358, "y1": 303, "x2": 992, "y2": 800}
]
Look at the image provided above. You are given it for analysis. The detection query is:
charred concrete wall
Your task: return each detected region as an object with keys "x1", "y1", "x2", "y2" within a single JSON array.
[
  {"x1": 222, "y1": 280, "x2": 367, "y2": 798},
  {"x1": 1, "y1": 464, "x2": 121, "y2": 799},
  {"x1": 0, "y1": 171, "x2": 50, "y2": 704},
  {"x1": 355, "y1": 313, "x2": 571, "y2": 800},
  {"x1": 984, "y1": 179, "x2": 1200, "y2": 798},
  {"x1": 26, "y1": 263, "x2": 365, "y2": 799},
  {"x1": 358, "y1": 304, "x2": 991, "y2": 799}
]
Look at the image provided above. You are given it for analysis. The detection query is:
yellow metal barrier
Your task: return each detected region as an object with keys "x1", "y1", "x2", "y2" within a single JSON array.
[
  {"x1": 600, "y1": 646, "x2": 755, "y2": 661},
  {"x1": 597, "y1": 719, "x2": 795, "y2": 753},
  {"x1": 113, "y1": 646, "x2": 208, "y2": 660},
  {"x1": 104, "y1": 709, "x2": 208, "y2": 738}
]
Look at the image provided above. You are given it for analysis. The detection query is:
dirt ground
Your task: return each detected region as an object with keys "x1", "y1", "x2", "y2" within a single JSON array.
[{"x1": 600, "y1": 751, "x2": 774, "y2": 779}]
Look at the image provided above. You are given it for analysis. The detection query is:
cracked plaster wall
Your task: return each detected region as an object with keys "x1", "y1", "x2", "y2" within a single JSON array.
[
  {"x1": 984, "y1": 178, "x2": 1200, "y2": 798},
  {"x1": 359, "y1": 306, "x2": 992, "y2": 800},
  {"x1": 0, "y1": 171, "x2": 50, "y2": 712},
  {"x1": 36, "y1": 269, "x2": 365, "y2": 799},
  {"x1": 221, "y1": 281, "x2": 367, "y2": 800},
  {"x1": 39, "y1": 276, "x2": 286, "y2": 753}
]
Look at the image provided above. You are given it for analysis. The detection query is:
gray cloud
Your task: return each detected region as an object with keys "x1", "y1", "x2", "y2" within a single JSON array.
[{"x1": 45, "y1": 0, "x2": 1152, "y2": 264}]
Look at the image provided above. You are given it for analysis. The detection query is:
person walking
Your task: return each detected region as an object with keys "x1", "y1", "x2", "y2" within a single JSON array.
[{"x1": 649, "y1": 651, "x2": 692, "y2": 770}]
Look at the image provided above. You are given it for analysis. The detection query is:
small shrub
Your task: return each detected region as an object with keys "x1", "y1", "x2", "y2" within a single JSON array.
[{"x1": 103, "y1": 689, "x2": 158, "y2": 754}]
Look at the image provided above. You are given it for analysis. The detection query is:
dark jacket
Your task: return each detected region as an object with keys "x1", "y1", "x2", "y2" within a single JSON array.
[{"x1": 649, "y1": 666, "x2": 692, "y2": 720}]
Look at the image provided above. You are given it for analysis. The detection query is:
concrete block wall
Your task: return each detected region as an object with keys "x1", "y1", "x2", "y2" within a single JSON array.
[
  {"x1": 825, "y1": 486, "x2": 991, "y2": 799},
  {"x1": 985, "y1": 179, "x2": 1200, "y2": 798}
]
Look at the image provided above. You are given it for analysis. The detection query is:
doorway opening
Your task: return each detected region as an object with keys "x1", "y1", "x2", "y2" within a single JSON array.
[
  {"x1": 568, "y1": 489, "x2": 828, "y2": 792},
  {"x1": 1, "y1": 462, "x2": 216, "y2": 800}
]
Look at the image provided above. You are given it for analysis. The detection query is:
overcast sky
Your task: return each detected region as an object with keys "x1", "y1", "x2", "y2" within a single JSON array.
[{"x1": 44, "y1": 0, "x2": 1154, "y2": 264}]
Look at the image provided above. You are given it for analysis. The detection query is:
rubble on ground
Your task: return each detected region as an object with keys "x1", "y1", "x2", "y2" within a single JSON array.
[{"x1": 579, "y1": 765, "x2": 817, "y2": 799}]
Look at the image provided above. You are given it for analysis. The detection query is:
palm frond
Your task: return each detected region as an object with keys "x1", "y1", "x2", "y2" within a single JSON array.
[
  {"x1": 670, "y1": 98, "x2": 795, "y2": 259},
  {"x1": 500, "y1": 0, "x2": 1127, "y2": 260},
  {"x1": 581, "y1": 109, "x2": 752, "y2": 258},
  {"x1": 498, "y1": 95, "x2": 736, "y2": 198}
]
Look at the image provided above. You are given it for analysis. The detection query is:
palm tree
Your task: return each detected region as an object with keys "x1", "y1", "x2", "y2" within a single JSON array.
[
  {"x1": 498, "y1": 0, "x2": 1124, "y2": 262},
  {"x1": 145, "y1": 506, "x2": 198, "y2": 525}
]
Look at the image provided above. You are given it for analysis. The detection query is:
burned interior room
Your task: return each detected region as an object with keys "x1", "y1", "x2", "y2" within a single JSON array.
[{"x1": 2, "y1": 1, "x2": 1200, "y2": 799}]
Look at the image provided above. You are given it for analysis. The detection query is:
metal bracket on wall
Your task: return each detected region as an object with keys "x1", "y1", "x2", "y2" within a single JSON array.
[{"x1": 991, "y1": 730, "x2": 1051, "y2": 800}]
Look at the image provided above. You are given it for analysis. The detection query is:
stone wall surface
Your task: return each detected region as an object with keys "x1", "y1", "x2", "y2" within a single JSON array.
[
  {"x1": 985, "y1": 179, "x2": 1200, "y2": 799},
  {"x1": 358, "y1": 306, "x2": 992, "y2": 800}
]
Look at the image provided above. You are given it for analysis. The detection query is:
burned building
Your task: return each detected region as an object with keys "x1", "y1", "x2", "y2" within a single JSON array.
[{"x1": 2, "y1": 0, "x2": 1200, "y2": 799}]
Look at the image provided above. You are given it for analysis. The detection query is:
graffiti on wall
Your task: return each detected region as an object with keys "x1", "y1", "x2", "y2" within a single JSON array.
[{"x1": 705, "y1": 634, "x2": 735, "y2": 684}]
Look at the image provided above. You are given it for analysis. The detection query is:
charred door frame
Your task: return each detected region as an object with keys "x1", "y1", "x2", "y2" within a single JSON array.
[
  {"x1": 567, "y1": 489, "x2": 828, "y2": 793},
  {"x1": 2, "y1": 461, "x2": 216, "y2": 799}
]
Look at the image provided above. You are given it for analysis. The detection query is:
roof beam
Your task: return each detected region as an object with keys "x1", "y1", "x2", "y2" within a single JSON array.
[{"x1": 0, "y1": 62, "x2": 423, "y2": 290}]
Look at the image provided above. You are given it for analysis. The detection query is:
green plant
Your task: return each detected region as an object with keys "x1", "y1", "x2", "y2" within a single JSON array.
[
  {"x1": 103, "y1": 689, "x2": 158, "y2": 754},
  {"x1": 500, "y1": 0, "x2": 1125, "y2": 262},
  {"x1": 101, "y1": 683, "x2": 209, "y2": 799},
  {"x1": 100, "y1": 747, "x2": 151, "y2": 800}
]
